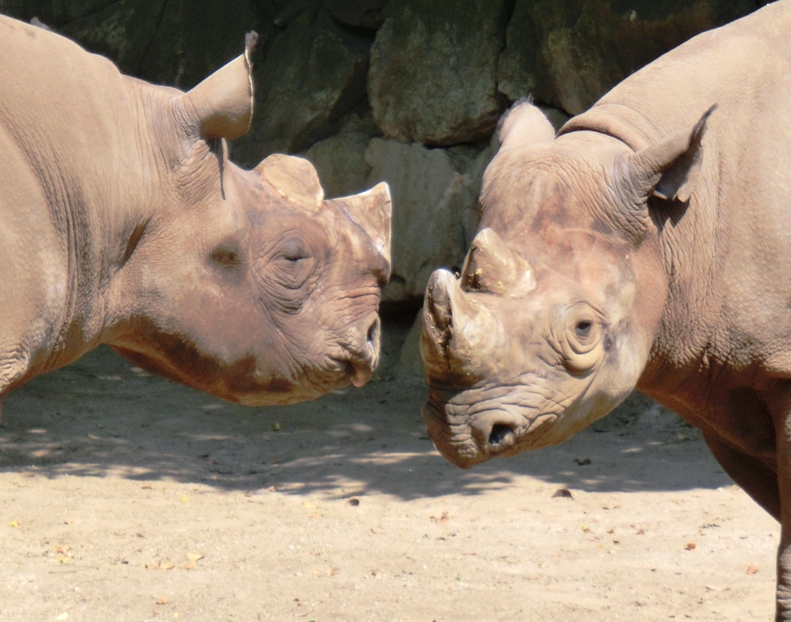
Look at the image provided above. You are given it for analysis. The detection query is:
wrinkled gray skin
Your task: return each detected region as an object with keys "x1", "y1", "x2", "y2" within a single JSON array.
[
  {"x1": 420, "y1": 3, "x2": 791, "y2": 618},
  {"x1": 0, "y1": 16, "x2": 391, "y2": 411}
]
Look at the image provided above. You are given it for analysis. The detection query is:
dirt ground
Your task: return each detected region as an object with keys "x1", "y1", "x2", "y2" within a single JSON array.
[{"x1": 0, "y1": 316, "x2": 779, "y2": 621}]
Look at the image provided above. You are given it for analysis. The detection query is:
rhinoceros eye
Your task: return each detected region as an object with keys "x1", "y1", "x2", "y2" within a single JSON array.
[
  {"x1": 273, "y1": 239, "x2": 316, "y2": 290},
  {"x1": 575, "y1": 320, "x2": 593, "y2": 338},
  {"x1": 251, "y1": 235, "x2": 319, "y2": 314},
  {"x1": 558, "y1": 303, "x2": 604, "y2": 374}
]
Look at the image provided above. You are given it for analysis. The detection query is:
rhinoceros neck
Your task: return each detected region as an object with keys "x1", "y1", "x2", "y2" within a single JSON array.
[
  {"x1": 564, "y1": 5, "x2": 791, "y2": 409},
  {"x1": 0, "y1": 17, "x2": 165, "y2": 375}
]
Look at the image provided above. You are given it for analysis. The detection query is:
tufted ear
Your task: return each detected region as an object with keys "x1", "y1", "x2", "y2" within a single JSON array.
[
  {"x1": 333, "y1": 183, "x2": 392, "y2": 273},
  {"x1": 497, "y1": 100, "x2": 556, "y2": 151},
  {"x1": 608, "y1": 105, "x2": 715, "y2": 244},
  {"x1": 629, "y1": 105, "x2": 715, "y2": 203},
  {"x1": 176, "y1": 32, "x2": 258, "y2": 141},
  {"x1": 254, "y1": 154, "x2": 324, "y2": 212}
]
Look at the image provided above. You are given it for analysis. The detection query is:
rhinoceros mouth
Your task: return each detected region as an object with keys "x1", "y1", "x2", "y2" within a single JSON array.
[
  {"x1": 327, "y1": 350, "x2": 373, "y2": 386},
  {"x1": 421, "y1": 396, "x2": 484, "y2": 469},
  {"x1": 422, "y1": 380, "x2": 564, "y2": 467}
]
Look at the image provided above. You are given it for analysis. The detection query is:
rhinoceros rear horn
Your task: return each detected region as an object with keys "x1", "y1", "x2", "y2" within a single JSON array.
[
  {"x1": 177, "y1": 31, "x2": 258, "y2": 141},
  {"x1": 254, "y1": 154, "x2": 324, "y2": 212},
  {"x1": 333, "y1": 183, "x2": 392, "y2": 274},
  {"x1": 461, "y1": 228, "x2": 535, "y2": 297}
]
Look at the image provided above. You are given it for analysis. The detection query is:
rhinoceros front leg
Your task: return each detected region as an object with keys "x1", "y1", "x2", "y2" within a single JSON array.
[
  {"x1": 771, "y1": 393, "x2": 791, "y2": 621},
  {"x1": 703, "y1": 433, "x2": 780, "y2": 520}
]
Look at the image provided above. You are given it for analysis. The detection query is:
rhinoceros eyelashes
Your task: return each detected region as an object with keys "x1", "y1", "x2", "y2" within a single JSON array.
[
  {"x1": 263, "y1": 235, "x2": 318, "y2": 292},
  {"x1": 272, "y1": 253, "x2": 316, "y2": 290},
  {"x1": 252, "y1": 232, "x2": 321, "y2": 315}
]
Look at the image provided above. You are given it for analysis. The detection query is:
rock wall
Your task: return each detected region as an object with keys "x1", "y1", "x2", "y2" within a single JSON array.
[{"x1": 0, "y1": 0, "x2": 764, "y2": 305}]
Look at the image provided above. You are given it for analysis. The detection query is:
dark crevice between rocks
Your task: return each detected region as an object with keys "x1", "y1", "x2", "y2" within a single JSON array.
[
  {"x1": 500, "y1": 0, "x2": 518, "y2": 42},
  {"x1": 135, "y1": 0, "x2": 170, "y2": 78},
  {"x1": 329, "y1": 17, "x2": 380, "y2": 42}
]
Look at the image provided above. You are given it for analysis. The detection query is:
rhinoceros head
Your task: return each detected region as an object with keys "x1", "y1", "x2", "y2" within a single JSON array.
[
  {"x1": 107, "y1": 37, "x2": 391, "y2": 406},
  {"x1": 420, "y1": 101, "x2": 711, "y2": 468}
]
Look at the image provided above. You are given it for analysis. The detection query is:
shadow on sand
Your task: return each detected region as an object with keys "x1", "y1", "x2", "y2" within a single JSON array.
[{"x1": 0, "y1": 340, "x2": 732, "y2": 500}]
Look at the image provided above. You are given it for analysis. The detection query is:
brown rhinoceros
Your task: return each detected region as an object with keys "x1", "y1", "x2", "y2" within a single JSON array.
[
  {"x1": 0, "y1": 15, "x2": 391, "y2": 413},
  {"x1": 420, "y1": 2, "x2": 791, "y2": 617}
]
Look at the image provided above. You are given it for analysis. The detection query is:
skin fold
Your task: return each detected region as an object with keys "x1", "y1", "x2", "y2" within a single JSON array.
[{"x1": 419, "y1": 2, "x2": 791, "y2": 618}]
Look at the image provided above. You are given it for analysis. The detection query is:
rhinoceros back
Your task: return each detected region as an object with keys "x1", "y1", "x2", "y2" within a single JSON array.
[{"x1": 560, "y1": 0, "x2": 791, "y2": 151}]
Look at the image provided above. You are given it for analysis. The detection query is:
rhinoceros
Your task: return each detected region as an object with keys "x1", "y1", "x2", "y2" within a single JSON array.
[
  {"x1": 420, "y1": 2, "x2": 791, "y2": 617},
  {"x1": 0, "y1": 15, "x2": 391, "y2": 415}
]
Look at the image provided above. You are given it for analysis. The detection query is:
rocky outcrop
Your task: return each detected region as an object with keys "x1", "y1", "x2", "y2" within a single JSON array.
[
  {"x1": 0, "y1": 0, "x2": 762, "y2": 312},
  {"x1": 4, "y1": 0, "x2": 760, "y2": 150}
]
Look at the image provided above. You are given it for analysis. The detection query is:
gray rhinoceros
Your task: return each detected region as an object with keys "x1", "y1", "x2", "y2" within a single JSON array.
[
  {"x1": 420, "y1": 2, "x2": 791, "y2": 617},
  {"x1": 0, "y1": 16, "x2": 391, "y2": 412}
]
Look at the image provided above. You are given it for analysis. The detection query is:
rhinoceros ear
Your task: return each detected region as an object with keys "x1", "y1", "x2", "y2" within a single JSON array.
[
  {"x1": 497, "y1": 100, "x2": 556, "y2": 152},
  {"x1": 333, "y1": 183, "x2": 392, "y2": 273},
  {"x1": 254, "y1": 154, "x2": 324, "y2": 211},
  {"x1": 630, "y1": 105, "x2": 715, "y2": 203},
  {"x1": 177, "y1": 32, "x2": 258, "y2": 141}
]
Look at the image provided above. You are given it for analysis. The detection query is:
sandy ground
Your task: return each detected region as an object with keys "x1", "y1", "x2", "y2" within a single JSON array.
[{"x1": 0, "y1": 317, "x2": 780, "y2": 621}]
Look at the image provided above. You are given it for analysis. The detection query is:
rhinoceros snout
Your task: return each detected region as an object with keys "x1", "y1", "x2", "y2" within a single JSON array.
[
  {"x1": 422, "y1": 386, "x2": 527, "y2": 468},
  {"x1": 421, "y1": 396, "x2": 479, "y2": 469}
]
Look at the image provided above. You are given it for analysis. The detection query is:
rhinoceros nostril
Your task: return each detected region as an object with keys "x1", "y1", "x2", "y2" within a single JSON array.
[
  {"x1": 367, "y1": 316, "x2": 381, "y2": 348},
  {"x1": 489, "y1": 423, "x2": 514, "y2": 447}
]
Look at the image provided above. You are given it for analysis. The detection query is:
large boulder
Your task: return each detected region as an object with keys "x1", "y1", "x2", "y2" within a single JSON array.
[
  {"x1": 498, "y1": 0, "x2": 759, "y2": 116},
  {"x1": 367, "y1": 0, "x2": 511, "y2": 146},
  {"x1": 129, "y1": 0, "x2": 271, "y2": 89}
]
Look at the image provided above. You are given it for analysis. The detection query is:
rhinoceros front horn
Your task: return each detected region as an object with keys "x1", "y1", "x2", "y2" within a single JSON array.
[
  {"x1": 461, "y1": 228, "x2": 535, "y2": 297},
  {"x1": 421, "y1": 269, "x2": 501, "y2": 384}
]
